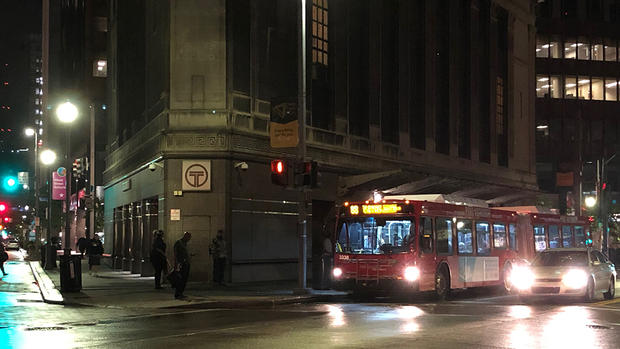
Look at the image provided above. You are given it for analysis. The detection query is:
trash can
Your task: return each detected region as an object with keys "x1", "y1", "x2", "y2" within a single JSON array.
[{"x1": 59, "y1": 253, "x2": 82, "y2": 292}]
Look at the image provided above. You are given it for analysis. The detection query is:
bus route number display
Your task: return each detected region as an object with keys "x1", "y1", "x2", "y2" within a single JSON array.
[{"x1": 350, "y1": 204, "x2": 402, "y2": 215}]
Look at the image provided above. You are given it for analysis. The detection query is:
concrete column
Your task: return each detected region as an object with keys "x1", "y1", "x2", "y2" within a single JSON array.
[
  {"x1": 122, "y1": 205, "x2": 131, "y2": 271},
  {"x1": 130, "y1": 202, "x2": 142, "y2": 274}
]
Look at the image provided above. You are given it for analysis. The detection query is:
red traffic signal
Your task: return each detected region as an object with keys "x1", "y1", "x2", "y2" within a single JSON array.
[
  {"x1": 0, "y1": 203, "x2": 6, "y2": 212},
  {"x1": 271, "y1": 160, "x2": 288, "y2": 186},
  {"x1": 3, "y1": 217, "x2": 9, "y2": 223}
]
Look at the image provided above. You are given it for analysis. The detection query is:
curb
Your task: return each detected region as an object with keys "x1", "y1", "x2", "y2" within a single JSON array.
[
  {"x1": 160, "y1": 293, "x2": 341, "y2": 310},
  {"x1": 29, "y1": 261, "x2": 64, "y2": 305}
]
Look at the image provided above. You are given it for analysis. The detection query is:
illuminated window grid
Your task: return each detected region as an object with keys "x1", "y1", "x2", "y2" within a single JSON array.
[
  {"x1": 496, "y1": 77, "x2": 504, "y2": 135},
  {"x1": 312, "y1": 0, "x2": 328, "y2": 65}
]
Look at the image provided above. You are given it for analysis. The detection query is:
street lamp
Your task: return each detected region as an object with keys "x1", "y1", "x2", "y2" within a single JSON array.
[
  {"x1": 56, "y1": 101, "x2": 78, "y2": 251},
  {"x1": 585, "y1": 196, "x2": 597, "y2": 208},
  {"x1": 25, "y1": 127, "x2": 40, "y2": 259},
  {"x1": 39, "y1": 148, "x2": 57, "y2": 270}
]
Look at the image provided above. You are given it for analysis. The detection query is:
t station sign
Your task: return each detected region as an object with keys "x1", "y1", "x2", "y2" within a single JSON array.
[{"x1": 182, "y1": 160, "x2": 211, "y2": 191}]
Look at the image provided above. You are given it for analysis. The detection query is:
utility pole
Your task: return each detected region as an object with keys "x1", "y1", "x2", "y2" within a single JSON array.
[{"x1": 296, "y1": 0, "x2": 308, "y2": 292}]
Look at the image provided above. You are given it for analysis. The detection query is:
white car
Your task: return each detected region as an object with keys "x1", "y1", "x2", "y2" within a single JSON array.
[
  {"x1": 5, "y1": 239, "x2": 19, "y2": 251},
  {"x1": 511, "y1": 248, "x2": 616, "y2": 302}
]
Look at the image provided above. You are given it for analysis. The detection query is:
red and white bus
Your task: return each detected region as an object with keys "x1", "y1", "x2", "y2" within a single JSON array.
[
  {"x1": 331, "y1": 195, "x2": 523, "y2": 299},
  {"x1": 331, "y1": 195, "x2": 591, "y2": 299}
]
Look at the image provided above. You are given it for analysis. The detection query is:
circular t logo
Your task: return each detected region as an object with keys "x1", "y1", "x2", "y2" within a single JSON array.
[{"x1": 184, "y1": 164, "x2": 208, "y2": 188}]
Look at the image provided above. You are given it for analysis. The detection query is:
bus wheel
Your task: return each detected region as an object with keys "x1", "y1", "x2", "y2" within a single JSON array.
[
  {"x1": 435, "y1": 266, "x2": 450, "y2": 301},
  {"x1": 502, "y1": 263, "x2": 513, "y2": 294}
]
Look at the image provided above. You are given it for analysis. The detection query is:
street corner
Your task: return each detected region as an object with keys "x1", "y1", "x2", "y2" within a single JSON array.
[{"x1": 29, "y1": 261, "x2": 64, "y2": 305}]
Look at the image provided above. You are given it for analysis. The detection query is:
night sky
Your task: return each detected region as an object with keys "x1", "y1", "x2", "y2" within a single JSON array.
[{"x1": 0, "y1": 0, "x2": 42, "y2": 179}]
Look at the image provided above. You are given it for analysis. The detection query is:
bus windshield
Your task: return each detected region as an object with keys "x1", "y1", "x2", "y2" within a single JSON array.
[{"x1": 337, "y1": 217, "x2": 413, "y2": 254}]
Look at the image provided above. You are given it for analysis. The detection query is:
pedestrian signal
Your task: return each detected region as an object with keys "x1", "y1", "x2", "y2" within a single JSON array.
[{"x1": 271, "y1": 160, "x2": 288, "y2": 186}]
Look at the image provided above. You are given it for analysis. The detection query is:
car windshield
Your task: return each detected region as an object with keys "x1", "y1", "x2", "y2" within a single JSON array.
[
  {"x1": 337, "y1": 217, "x2": 413, "y2": 254},
  {"x1": 532, "y1": 251, "x2": 588, "y2": 267}
]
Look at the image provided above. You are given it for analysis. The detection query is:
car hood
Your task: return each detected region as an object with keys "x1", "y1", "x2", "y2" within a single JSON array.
[{"x1": 531, "y1": 266, "x2": 589, "y2": 278}]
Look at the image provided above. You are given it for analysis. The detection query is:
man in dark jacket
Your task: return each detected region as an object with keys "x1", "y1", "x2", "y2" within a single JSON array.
[
  {"x1": 173, "y1": 232, "x2": 192, "y2": 299},
  {"x1": 150, "y1": 230, "x2": 167, "y2": 289},
  {"x1": 86, "y1": 234, "x2": 104, "y2": 276},
  {"x1": 76, "y1": 236, "x2": 89, "y2": 257},
  {"x1": 209, "y1": 230, "x2": 227, "y2": 286}
]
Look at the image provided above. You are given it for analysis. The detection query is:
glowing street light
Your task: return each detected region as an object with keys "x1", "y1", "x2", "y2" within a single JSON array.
[
  {"x1": 56, "y1": 101, "x2": 79, "y2": 123},
  {"x1": 585, "y1": 196, "x2": 597, "y2": 208},
  {"x1": 40, "y1": 149, "x2": 57, "y2": 165}
]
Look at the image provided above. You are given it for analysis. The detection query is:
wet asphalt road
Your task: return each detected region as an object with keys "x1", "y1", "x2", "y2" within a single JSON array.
[{"x1": 2, "y1": 252, "x2": 620, "y2": 349}]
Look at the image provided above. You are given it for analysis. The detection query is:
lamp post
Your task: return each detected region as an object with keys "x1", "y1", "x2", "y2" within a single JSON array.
[
  {"x1": 40, "y1": 148, "x2": 57, "y2": 269},
  {"x1": 56, "y1": 101, "x2": 78, "y2": 253},
  {"x1": 25, "y1": 128, "x2": 40, "y2": 259},
  {"x1": 55, "y1": 101, "x2": 84, "y2": 291}
]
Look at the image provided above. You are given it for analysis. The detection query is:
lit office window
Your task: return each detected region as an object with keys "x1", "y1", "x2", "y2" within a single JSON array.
[
  {"x1": 592, "y1": 39, "x2": 604, "y2": 61},
  {"x1": 577, "y1": 37, "x2": 590, "y2": 60},
  {"x1": 564, "y1": 39, "x2": 577, "y2": 59},
  {"x1": 312, "y1": 0, "x2": 328, "y2": 66},
  {"x1": 550, "y1": 75, "x2": 562, "y2": 98},
  {"x1": 605, "y1": 79, "x2": 618, "y2": 101},
  {"x1": 591, "y1": 78, "x2": 604, "y2": 100},
  {"x1": 604, "y1": 39, "x2": 618, "y2": 61},
  {"x1": 550, "y1": 38, "x2": 561, "y2": 58},
  {"x1": 93, "y1": 59, "x2": 107, "y2": 78},
  {"x1": 577, "y1": 77, "x2": 590, "y2": 99},
  {"x1": 536, "y1": 37, "x2": 549, "y2": 58},
  {"x1": 536, "y1": 75, "x2": 550, "y2": 97},
  {"x1": 565, "y1": 75, "x2": 577, "y2": 98}
]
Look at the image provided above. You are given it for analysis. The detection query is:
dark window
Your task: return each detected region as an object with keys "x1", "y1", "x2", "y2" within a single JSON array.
[
  {"x1": 410, "y1": 0, "x2": 426, "y2": 150},
  {"x1": 478, "y1": 2, "x2": 491, "y2": 163},
  {"x1": 419, "y1": 217, "x2": 433, "y2": 254},
  {"x1": 457, "y1": 219, "x2": 473, "y2": 254},
  {"x1": 436, "y1": 217, "x2": 453, "y2": 255},
  {"x1": 509, "y1": 224, "x2": 517, "y2": 251},
  {"x1": 574, "y1": 226, "x2": 585, "y2": 247},
  {"x1": 493, "y1": 223, "x2": 507, "y2": 249},
  {"x1": 435, "y1": 0, "x2": 450, "y2": 155}
]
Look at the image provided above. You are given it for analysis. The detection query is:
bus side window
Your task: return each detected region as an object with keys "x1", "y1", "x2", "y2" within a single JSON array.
[
  {"x1": 548, "y1": 225, "x2": 560, "y2": 248},
  {"x1": 534, "y1": 225, "x2": 546, "y2": 251},
  {"x1": 457, "y1": 219, "x2": 473, "y2": 254},
  {"x1": 493, "y1": 223, "x2": 507, "y2": 249},
  {"x1": 574, "y1": 226, "x2": 585, "y2": 247},
  {"x1": 476, "y1": 222, "x2": 491, "y2": 255},
  {"x1": 419, "y1": 217, "x2": 433, "y2": 254},
  {"x1": 509, "y1": 224, "x2": 517, "y2": 251},
  {"x1": 436, "y1": 217, "x2": 453, "y2": 255},
  {"x1": 561, "y1": 225, "x2": 573, "y2": 248}
]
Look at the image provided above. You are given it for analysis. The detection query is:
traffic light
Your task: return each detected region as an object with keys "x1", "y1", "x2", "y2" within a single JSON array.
[
  {"x1": 271, "y1": 160, "x2": 288, "y2": 186},
  {"x1": 585, "y1": 229, "x2": 593, "y2": 246},
  {"x1": 2, "y1": 176, "x2": 18, "y2": 192},
  {"x1": 73, "y1": 158, "x2": 84, "y2": 178},
  {"x1": 298, "y1": 161, "x2": 321, "y2": 188},
  {"x1": 0, "y1": 203, "x2": 6, "y2": 213}
]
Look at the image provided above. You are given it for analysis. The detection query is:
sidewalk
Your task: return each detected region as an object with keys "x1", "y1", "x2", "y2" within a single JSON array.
[{"x1": 33, "y1": 259, "x2": 346, "y2": 310}]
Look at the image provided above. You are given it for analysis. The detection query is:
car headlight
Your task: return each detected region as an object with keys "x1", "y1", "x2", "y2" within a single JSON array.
[
  {"x1": 332, "y1": 267, "x2": 343, "y2": 278},
  {"x1": 404, "y1": 266, "x2": 420, "y2": 282},
  {"x1": 562, "y1": 269, "x2": 588, "y2": 289},
  {"x1": 510, "y1": 265, "x2": 534, "y2": 290}
]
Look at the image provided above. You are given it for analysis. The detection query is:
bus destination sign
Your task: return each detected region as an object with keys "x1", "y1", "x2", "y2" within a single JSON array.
[{"x1": 350, "y1": 204, "x2": 402, "y2": 215}]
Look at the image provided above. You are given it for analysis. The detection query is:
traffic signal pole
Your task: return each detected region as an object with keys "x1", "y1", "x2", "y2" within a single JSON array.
[
  {"x1": 89, "y1": 105, "x2": 95, "y2": 239},
  {"x1": 296, "y1": 0, "x2": 308, "y2": 292}
]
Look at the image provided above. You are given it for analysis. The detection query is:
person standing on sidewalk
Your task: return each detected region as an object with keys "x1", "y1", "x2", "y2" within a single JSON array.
[
  {"x1": 173, "y1": 232, "x2": 192, "y2": 299},
  {"x1": 150, "y1": 230, "x2": 167, "y2": 289},
  {"x1": 87, "y1": 234, "x2": 104, "y2": 276},
  {"x1": 76, "y1": 236, "x2": 89, "y2": 257},
  {"x1": 0, "y1": 242, "x2": 8, "y2": 276},
  {"x1": 209, "y1": 229, "x2": 227, "y2": 286}
]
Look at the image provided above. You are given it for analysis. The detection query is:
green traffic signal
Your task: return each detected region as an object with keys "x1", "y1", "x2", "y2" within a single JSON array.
[{"x1": 3, "y1": 176, "x2": 18, "y2": 192}]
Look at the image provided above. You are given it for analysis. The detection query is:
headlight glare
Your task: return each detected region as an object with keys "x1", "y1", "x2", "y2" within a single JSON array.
[
  {"x1": 562, "y1": 269, "x2": 588, "y2": 289},
  {"x1": 332, "y1": 267, "x2": 343, "y2": 278},
  {"x1": 404, "y1": 266, "x2": 420, "y2": 282},
  {"x1": 510, "y1": 266, "x2": 534, "y2": 290}
]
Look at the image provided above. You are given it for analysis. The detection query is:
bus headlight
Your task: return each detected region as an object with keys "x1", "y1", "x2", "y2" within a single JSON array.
[
  {"x1": 404, "y1": 266, "x2": 420, "y2": 282},
  {"x1": 332, "y1": 267, "x2": 343, "y2": 278},
  {"x1": 511, "y1": 266, "x2": 534, "y2": 290},
  {"x1": 562, "y1": 269, "x2": 588, "y2": 289}
]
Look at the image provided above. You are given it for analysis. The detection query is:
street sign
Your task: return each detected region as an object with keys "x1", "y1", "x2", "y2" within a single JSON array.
[
  {"x1": 52, "y1": 170, "x2": 66, "y2": 200},
  {"x1": 18, "y1": 172, "x2": 29, "y2": 185},
  {"x1": 170, "y1": 209, "x2": 181, "y2": 221},
  {"x1": 270, "y1": 101, "x2": 298, "y2": 148}
]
